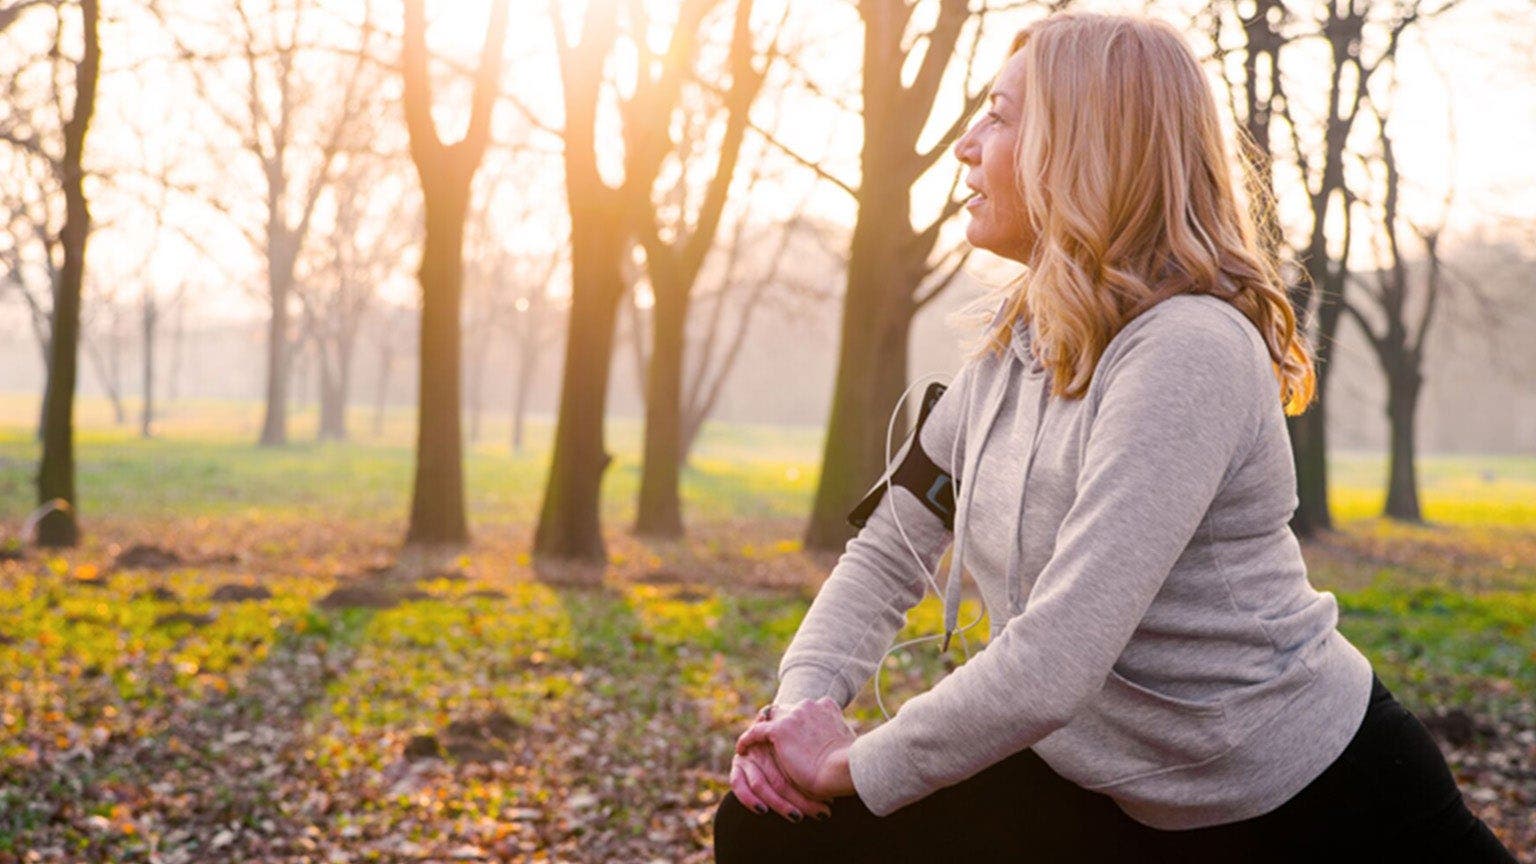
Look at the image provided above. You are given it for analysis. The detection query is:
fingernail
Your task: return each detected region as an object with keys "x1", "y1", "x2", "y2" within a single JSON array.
[
  {"x1": 753, "y1": 804, "x2": 768, "y2": 815},
  {"x1": 789, "y1": 810, "x2": 803, "y2": 823}
]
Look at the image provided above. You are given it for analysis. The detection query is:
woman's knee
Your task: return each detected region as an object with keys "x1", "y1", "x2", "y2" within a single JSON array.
[{"x1": 712, "y1": 791, "x2": 804, "y2": 863}]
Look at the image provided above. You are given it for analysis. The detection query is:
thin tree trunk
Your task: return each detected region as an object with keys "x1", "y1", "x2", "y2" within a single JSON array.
[
  {"x1": 634, "y1": 273, "x2": 688, "y2": 536},
  {"x1": 258, "y1": 251, "x2": 294, "y2": 446},
  {"x1": 1384, "y1": 369, "x2": 1422, "y2": 521},
  {"x1": 141, "y1": 293, "x2": 155, "y2": 437},
  {"x1": 318, "y1": 338, "x2": 348, "y2": 440},
  {"x1": 373, "y1": 340, "x2": 392, "y2": 438},
  {"x1": 467, "y1": 328, "x2": 488, "y2": 444},
  {"x1": 511, "y1": 341, "x2": 534, "y2": 454},
  {"x1": 36, "y1": 0, "x2": 99, "y2": 548}
]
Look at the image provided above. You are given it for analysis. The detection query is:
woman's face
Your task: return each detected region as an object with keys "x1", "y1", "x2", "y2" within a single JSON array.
[{"x1": 954, "y1": 51, "x2": 1033, "y2": 263}]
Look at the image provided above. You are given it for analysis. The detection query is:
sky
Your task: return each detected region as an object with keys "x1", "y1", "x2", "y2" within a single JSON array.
[{"x1": 1, "y1": 0, "x2": 1533, "y2": 334}]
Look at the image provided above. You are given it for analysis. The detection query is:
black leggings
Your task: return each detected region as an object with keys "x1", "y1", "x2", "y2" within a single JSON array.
[{"x1": 713, "y1": 673, "x2": 1518, "y2": 863}]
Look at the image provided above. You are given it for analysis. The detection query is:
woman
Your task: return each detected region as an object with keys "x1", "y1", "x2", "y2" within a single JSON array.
[{"x1": 711, "y1": 11, "x2": 1516, "y2": 863}]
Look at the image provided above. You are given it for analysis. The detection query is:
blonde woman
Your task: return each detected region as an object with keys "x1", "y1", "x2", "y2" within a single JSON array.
[{"x1": 712, "y1": 12, "x2": 1515, "y2": 863}]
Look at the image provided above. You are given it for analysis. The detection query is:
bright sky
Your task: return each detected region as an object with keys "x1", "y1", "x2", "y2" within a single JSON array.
[{"x1": 2, "y1": 0, "x2": 1532, "y2": 330}]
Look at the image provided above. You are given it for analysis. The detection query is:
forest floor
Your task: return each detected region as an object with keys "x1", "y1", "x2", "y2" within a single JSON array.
[{"x1": 0, "y1": 406, "x2": 1533, "y2": 862}]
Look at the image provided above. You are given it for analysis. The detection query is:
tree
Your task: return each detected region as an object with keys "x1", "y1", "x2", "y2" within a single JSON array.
[
  {"x1": 535, "y1": 0, "x2": 755, "y2": 558},
  {"x1": 630, "y1": 0, "x2": 776, "y2": 538},
  {"x1": 1342, "y1": 92, "x2": 1452, "y2": 522},
  {"x1": 33, "y1": 0, "x2": 99, "y2": 547},
  {"x1": 301, "y1": 146, "x2": 406, "y2": 442},
  {"x1": 399, "y1": 0, "x2": 510, "y2": 547},
  {"x1": 1206, "y1": 0, "x2": 1459, "y2": 535},
  {"x1": 798, "y1": 0, "x2": 997, "y2": 550},
  {"x1": 152, "y1": 0, "x2": 379, "y2": 447}
]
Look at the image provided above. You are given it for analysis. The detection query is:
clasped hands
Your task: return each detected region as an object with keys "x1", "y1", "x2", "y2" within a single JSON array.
[{"x1": 729, "y1": 695, "x2": 858, "y2": 822}]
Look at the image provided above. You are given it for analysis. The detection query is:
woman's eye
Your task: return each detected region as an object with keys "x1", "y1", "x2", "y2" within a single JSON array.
[{"x1": 986, "y1": 110, "x2": 1004, "y2": 125}]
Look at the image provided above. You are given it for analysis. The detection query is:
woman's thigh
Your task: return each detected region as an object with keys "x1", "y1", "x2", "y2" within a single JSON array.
[
  {"x1": 713, "y1": 747, "x2": 1145, "y2": 864},
  {"x1": 1134, "y1": 675, "x2": 1517, "y2": 864}
]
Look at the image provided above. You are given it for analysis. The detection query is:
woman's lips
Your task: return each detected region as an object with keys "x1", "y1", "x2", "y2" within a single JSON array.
[{"x1": 966, "y1": 192, "x2": 987, "y2": 211}]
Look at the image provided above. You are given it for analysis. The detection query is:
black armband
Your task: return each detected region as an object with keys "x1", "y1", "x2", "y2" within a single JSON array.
[{"x1": 846, "y1": 382, "x2": 958, "y2": 531}]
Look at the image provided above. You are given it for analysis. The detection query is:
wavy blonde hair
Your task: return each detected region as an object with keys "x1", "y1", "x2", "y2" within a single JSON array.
[{"x1": 966, "y1": 12, "x2": 1314, "y2": 416}]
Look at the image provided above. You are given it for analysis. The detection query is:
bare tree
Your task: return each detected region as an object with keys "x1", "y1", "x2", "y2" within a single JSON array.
[
  {"x1": 400, "y1": 0, "x2": 510, "y2": 547},
  {"x1": 151, "y1": 0, "x2": 379, "y2": 446},
  {"x1": 510, "y1": 257, "x2": 562, "y2": 455},
  {"x1": 0, "y1": 155, "x2": 61, "y2": 441},
  {"x1": 80, "y1": 279, "x2": 130, "y2": 425},
  {"x1": 1341, "y1": 87, "x2": 1454, "y2": 522},
  {"x1": 678, "y1": 159, "x2": 830, "y2": 462},
  {"x1": 299, "y1": 144, "x2": 407, "y2": 442},
  {"x1": 1204, "y1": 0, "x2": 1460, "y2": 535},
  {"x1": 536, "y1": 0, "x2": 763, "y2": 557},
  {"x1": 32, "y1": 0, "x2": 98, "y2": 547},
  {"x1": 794, "y1": 0, "x2": 998, "y2": 550},
  {"x1": 627, "y1": 0, "x2": 777, "y2": 538}
]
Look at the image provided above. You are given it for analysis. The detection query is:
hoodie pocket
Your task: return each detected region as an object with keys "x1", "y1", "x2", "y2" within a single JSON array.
[{"x1": 1037, "y1": 669, "x2": 1234, "y2": 792}]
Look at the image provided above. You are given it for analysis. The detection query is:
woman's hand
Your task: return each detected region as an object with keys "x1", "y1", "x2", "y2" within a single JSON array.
[
  {"x1": 735, "y1": 696, "x2": 857, "y2": 800},
  {"x1": 729, "y1": 743, "x2": 831, "y2": 822}
]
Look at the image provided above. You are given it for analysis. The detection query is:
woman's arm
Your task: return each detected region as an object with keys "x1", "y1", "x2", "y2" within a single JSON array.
[
  {"x1": 771, "y1": 366, "x2": 973, "y2": 708},
  {"x1": 843, "y1": 311, "x2": 1266, "y2": 816}
]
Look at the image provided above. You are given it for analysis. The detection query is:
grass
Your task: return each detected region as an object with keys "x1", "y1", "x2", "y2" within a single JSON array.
[{"x1": 0, "y1": 392, "x2": 1532, "y2": 858}]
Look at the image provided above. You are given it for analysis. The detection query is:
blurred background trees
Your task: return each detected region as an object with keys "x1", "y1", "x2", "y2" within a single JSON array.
[{"x1": 1, "y1": 0, "x2": 1532, "y2": 558}]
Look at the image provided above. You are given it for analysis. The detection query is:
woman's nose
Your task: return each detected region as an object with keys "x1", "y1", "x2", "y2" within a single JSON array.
[{"x1": 954, "y1": 125, "x2": 979, "y2": 166}]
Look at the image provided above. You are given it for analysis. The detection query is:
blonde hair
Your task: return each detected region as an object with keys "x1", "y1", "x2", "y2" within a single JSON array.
[{"x1": 966, "y1": 12, "x2": 1314, "y2": 416}]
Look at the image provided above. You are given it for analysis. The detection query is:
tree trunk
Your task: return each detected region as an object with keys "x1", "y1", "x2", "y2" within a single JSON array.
[
  {"x1": 634, "y1": 274, "x2": 688, "y2": 537},
  {"x1": 317, "y1": 339, "x2": 348, "y2": 441},
  {"x1": 258, "y1": 259, "x2": 293, "y2": 446},
  {"x1": 534, "y1": 216, "x2": 625, "y2": 560},
  {"x1": 105, "y1": 334, "x2": 125, "y2": 426},
  {"x1": 802, "y1": 0, "x2": 973, "y2": 551},
  {"x1": 35, "y1": 0, "x2": 98, "y2": 548},
  {"x1": 373, "y1": 340, "x2": 392, "y2": 438},
  {"x1": 804, "y1": 233, "x2": 915, "y2": 550},
  {"x1": 405, "y1": 186, "x2": 471, "y2": 545},
  {"x1": 140, "y1": 292, "x2": 155, "y2": 438},
  {"x1": 511, "y1": 311, "x2": 539, "y2": 455},
  {"x1": 1384, "y1": 366, "x2": 1422, "y2": 522}
]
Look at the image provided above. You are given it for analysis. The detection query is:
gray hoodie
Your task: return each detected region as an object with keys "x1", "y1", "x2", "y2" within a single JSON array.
[{"x1": 772, "y1": 293, "x2": 1375, "y2": 830}]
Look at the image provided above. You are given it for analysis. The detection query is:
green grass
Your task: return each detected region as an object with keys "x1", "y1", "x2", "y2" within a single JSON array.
[{"x1": 0, "y1": 392, "x2": 1534, "y2": 855}]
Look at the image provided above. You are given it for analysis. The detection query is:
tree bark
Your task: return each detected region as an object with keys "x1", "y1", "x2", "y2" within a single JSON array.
[
  {"x1": 806, "y1": 219, "x2": 916, "y2": 550},
  {"x1": 258, "y1": 239, "x2": 297, "y2": 446},
  {"x1": 406, "y1": 186, "x2": 471, "y2": 542},
  {"x1": 803, "y1": 0, "x2": 976, "y2": 551},
  {"x1": 534, "y1": 2, "x2": 626, "y2": 561},
  {"x1": 35, "y1": 0, "x2": 98, "y2": 548},
  {"x1": 535, "y1": 212, "x2": 625, "y2": 559},
  {"x1": 1384, "y1": 367, "x2": 1422, "y2": 521},
  {"x1": 400, "y1": 0, "x2": 508, "y2": 547},
  {"x1": 634, "y1": 273, "x2": 689, "y2": 536}
]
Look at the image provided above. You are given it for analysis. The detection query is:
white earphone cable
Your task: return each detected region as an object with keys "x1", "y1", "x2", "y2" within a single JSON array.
[{"x1": 871, "y1": 371, "x2": 988, "y2": 721}]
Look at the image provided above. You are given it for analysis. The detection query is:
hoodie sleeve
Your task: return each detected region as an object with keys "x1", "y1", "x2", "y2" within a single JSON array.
[
  {"x1": 771, "y1": 365, "x2": 974, "y2": 708},
  {"x1": 845, "y1": 311, "x2": 1265, "y2": 816}
]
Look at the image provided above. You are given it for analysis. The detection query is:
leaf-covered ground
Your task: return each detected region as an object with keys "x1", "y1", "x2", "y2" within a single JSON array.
[{"x1": 0, "y1": 410, "x2": 1533, "y2": 861}]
